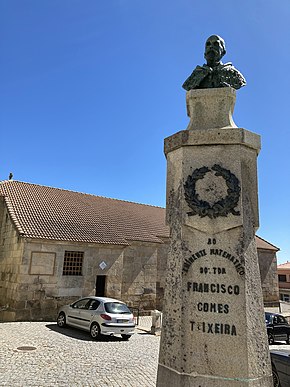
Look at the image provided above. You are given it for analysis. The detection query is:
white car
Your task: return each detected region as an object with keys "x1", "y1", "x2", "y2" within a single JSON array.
[{"x1": 57, "y1": 296, "x2": 135, "y2": 340}]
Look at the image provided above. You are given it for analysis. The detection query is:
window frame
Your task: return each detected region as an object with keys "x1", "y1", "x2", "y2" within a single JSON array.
[
  {"x1": 278, "y1": 274, "x2": 287, "y2": 282},
  {"x1": 62, "y1": 250, "x2": 84, "y2": 276}
]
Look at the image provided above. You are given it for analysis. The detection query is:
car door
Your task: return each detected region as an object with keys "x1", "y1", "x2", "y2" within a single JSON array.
[
  {"x1": 273, "y1": 315, "x2": 288, "y2": 341},
  {"x1": 78, "y1": 299, "x2": 100, "y2": 330},
  {"x1": 67, "y1": 298, "x2": 91, "y2": 329},
  {"x1": 81, "y1": 299, "x2": 101, "y2": 329}
]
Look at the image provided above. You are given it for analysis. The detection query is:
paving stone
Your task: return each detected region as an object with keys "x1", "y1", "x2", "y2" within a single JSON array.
[
  {"x1": 0, "y1": 320, "x2": 280, "y2": 386},
  {"x1": 0, "y1": 322, "x2": 159, "y2": 387}
]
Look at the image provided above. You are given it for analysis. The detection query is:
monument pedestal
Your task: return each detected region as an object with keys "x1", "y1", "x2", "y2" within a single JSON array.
[{"x1": 157, "y1": 88, "x2": 273, "y2": 386}]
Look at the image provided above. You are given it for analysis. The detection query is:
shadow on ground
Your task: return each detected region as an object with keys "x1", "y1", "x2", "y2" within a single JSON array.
[
  {"x1": 137, "y1": 330, "x2": 153, "y2": 335},
  {"x1": 45, "y1": 323, "x2": 126, "y2": 342}
]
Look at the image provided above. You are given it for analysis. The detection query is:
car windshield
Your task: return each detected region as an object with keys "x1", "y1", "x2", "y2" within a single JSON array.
[{"x1": 104, "y1": 302, "x2": 131, "y2": 314}]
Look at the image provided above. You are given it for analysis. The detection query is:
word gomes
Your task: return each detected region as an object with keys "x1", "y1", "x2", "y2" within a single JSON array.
[
  {"x1": 197, "y1": 302, "x2": 229, "y2": 313},
  {"x1": 187, "y1": 281, "x2": 240, "y2": 295}
]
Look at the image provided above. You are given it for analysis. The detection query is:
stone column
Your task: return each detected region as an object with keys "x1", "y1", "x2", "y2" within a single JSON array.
[{"x1": 156, "y1": 88, "x2": 273, "y2": 387}]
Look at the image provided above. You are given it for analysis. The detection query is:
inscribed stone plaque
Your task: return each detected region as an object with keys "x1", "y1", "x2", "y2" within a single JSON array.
[{"x1": 30, "y1": 252, "x2": 55, "y2": 275}]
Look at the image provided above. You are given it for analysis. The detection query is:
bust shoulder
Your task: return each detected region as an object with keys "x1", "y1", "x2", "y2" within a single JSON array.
[
  {"x1": 218, "y1": 63, "x2": 246, "y2": 89},
  {"x1": 182, "y1": 64, "x2": 209, "y2": 91}
]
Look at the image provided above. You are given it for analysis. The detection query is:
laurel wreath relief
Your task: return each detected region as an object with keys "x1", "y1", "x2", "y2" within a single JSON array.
[{"x1": 184, "y1": 164, "x2": 241, "y2": 219}]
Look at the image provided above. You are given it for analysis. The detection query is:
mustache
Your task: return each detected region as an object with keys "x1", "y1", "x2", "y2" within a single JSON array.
[{"x1": 205, "y1": 48, "x2": 219, "y2": 55}]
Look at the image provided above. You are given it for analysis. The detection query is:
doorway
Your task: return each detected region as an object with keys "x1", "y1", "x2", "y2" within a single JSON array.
[{"x1": 95, "y1": 275, "x2": 106, "y2": 296}]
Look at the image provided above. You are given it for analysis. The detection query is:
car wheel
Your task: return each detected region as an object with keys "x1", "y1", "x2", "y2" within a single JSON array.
[
  {"x1": 121, "y1": 334, "x2": 131, "y2": 341},
  {"x1": 57, "y1": 312, "x2": 66, "y2": 328},
  {"x1": 268, "y1": 333, "x2": 274, "y2": 345},
  {"x1": 272, "y1": 365, "x2": 281, "y2": 387},
  {"x1": 90, "y1": 323, "x2": 101, "y2": 339}
]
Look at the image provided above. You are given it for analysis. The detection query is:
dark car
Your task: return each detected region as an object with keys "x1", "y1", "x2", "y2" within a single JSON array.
[
  {"x1": 265, "y1": 312, "x2": 290, "y2": 345},
  {"x1": 271, "y1": 350, "x2": 290, "y2": 387}
]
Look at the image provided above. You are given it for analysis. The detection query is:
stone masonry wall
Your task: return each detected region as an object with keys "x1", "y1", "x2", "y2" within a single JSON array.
[
  {"x1": 0, "y1": 200, "x2": 25, "y2": 321},
  {"x1": 0, "y1": 232, "x2": 168, "y2": 321},
  {"x1": 156, "y1": 238, "x2": 169, "y2": 311},
  {"x1": 258, "y1": 248, "x2": 279, "y2": 304},
  {"x1": 2, "y1": 239, "x2": 126, "y2": 321},
  {"x1": 122, "y1": 241, "x2": 162, "y2": 312}
]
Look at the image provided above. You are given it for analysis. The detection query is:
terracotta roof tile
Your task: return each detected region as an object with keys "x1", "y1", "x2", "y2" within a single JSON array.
[
  {"x1": 0, "y1": 180, "x2": 169, "y2": 245},
  {"x1": 278, "y1": 262, "x2": 290, "y2": 269},
  {"x1": 255, "y1": 235, "x2": 279, "y2": 251},
  {"x1": 0, "y1": 181, "x2": 278, "y2": 251}
]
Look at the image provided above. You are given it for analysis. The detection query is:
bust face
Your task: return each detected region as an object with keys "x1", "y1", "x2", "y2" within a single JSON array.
[{"x1": 204, "y1": 35, "x2": 225, "y2": 66}]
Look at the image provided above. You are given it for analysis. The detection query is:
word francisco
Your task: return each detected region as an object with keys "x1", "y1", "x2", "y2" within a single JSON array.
[
  {"x1": 187, "y1": 281, "x2": 240, "y2": 295},
  {"x1": 190, "y1": 321, "x2": 237, "y2": 336},
  {"x1": 182, "y1": 247, "x2": 245, "y2": 275}
]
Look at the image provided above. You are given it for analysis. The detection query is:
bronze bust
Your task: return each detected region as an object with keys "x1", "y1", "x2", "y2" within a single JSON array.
[{"x1": 182, "y1": 35, "x2": 246, "y2": 91}]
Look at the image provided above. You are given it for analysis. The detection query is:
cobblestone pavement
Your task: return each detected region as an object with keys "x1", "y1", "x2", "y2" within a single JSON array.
[
  {"x1": 0, "y1": 318, "x2": 160, "y2": 387},
  {"x1": 0, "y1": 318, "x2": 287, "y2": 387}
]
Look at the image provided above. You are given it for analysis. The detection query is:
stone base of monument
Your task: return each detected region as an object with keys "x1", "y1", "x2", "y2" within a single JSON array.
[
  {"x1": 157, "y1": 88, "x2": 273, "y2": 387},
  {"x1": 157, "y1": 366, "x2": 273, "y2": 387}
]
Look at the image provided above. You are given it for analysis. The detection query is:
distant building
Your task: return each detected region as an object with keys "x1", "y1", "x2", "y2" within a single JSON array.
[
  {"x1": 257, "y1": 236, "x2": 280, "y2": 306},
  {"x1": 277, "y1": 262, "x2": 290, "y2": 302},
  {"x1": 0, "y1": 180, "x2": 280, "y2": 321}
]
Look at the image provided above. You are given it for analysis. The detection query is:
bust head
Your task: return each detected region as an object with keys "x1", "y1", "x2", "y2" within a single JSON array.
[
  {"x1": 204, "y1": 35, "x2": 226, "y2": 67},
  {"x1": 182, "y1": 35, "x2": 246, "y2": 91}
]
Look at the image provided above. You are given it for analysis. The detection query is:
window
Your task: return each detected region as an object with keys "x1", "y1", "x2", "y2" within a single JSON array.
[
  {"x1": 281, "y1": 293, "x2": 290, "y2": 302},
  {"x1": 62, "y1": 251, "x2": 84, "y2": 276},
  {"x1": 278, "y1": 274, "x2": 287, "y2": 282},
  {"x1": 104, "y1": 302, "x2": 131, "y2": 314},
  {"x1": 88, "y1": 300, "x2": 100, "y2": 310},
  {"x1": 72, "y1": 298, "x2": 90, "y2": 309},
  {"x1": 276, "y1": 315, "x2": 287, "y2": 325}
]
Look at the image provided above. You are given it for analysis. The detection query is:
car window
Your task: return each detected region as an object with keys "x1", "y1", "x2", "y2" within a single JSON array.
[
  {"x1": 277, "y1": 315, "x2": 287, "y2": 324},
  {"x1": 104, "y1": 302, "x2": 131, "y2": 314},
  {"x1": 265, "y1": 313, "x2": 271, "y2": 323},
  {"x1": 88, "y1": 300, "x2": 100, "y2": 310},
  {"x1": 72, "y1": 299, "x2": 90, "y2": 309}
]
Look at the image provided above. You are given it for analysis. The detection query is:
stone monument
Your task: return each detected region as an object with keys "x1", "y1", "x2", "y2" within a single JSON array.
[{"x1": 156, "y1": 36, "x2": 273, "y2": 386}]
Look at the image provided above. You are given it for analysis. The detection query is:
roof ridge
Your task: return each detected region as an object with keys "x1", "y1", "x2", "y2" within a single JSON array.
[
  {"x1": 256, "y1": 234, "x2": 280, "y2": 251},
  {"x1": 278, "y1": 261, "x2": 290, "y2": 266},
  {"x1": 0, "y1": 179, "x2": 169, "y2": 245},
  {"x1": 0, "y1": 180, "x2": 165, "y2": 209}
]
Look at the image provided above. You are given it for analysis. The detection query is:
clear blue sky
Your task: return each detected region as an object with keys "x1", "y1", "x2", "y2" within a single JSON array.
[{"x1": 0, "y1": 1, "x2": 289, "y2": 263}]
